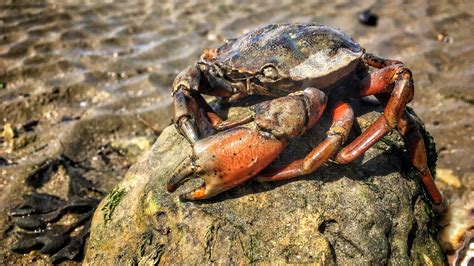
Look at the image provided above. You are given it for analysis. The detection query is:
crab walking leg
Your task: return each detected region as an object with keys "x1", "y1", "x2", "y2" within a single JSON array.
[
  {"x1": 335, "y1": 64, "x2": 413, "y2": 164},
  {"x1": 194, "y1": 93, "x2": 223, "y2": 128},
  {"x1": 332, "y1": 56, "x2": 410, "y2": 161},
  {"x1": 333, "y1": 55, "x2": 409, "y2": 160},
  {"x1": 398, "y1": 112, "x2": 443, "y2": 204},
  {"x1": 255, "y1": 102, "x2": 354, "y2": 182},
  {"x1": 362, "y1": 52, "x2": 403, "y2": 68},
  {"x1": 213, "y1": 115, "x2": 254, "y2": 131},
  {"x1": 193, "y1": 93, "x2": 254, "y2": 131},
  {"x1": 199, "y1": 95, "x2": 253, "y2": 131},
  {"x1": 334, "y1": 57, "x2": 442, "y2": 204}
]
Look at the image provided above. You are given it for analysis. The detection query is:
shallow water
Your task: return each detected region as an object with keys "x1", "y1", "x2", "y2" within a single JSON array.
[{"x1": 1, "y1": 0, "x2": 473, "y2": 263}]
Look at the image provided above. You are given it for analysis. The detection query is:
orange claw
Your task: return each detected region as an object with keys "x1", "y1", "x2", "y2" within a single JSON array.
[
  {"x1": 167, "y1": 87, "x2": 327, "y2": 200},
  {"x1": 179, "y1": 128, "x2": 286, "y2": 200}
]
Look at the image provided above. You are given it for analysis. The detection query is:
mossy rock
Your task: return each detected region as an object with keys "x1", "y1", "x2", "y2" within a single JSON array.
[{"x1": 84, "y1": 101, "x2": 444, "y2": 265}]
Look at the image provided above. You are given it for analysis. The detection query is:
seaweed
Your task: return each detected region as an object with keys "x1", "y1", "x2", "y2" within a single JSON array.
[
  {"x1": 133, "y1": 231, "x2": 165, "y2": 265},
  {"x1": 102, "y1": 187, "x2": 127, "y2": 224},
  {"x1": 9, "y1": 152, "x2": 102, "y2": 263},
  {"x1": 205, "y1": 222, "x2": 220, "y2": 262},
  {"x1": 9, "y1": 193, "x2": 99, "y2": 263},
  {"x1": 238, "y1": 234, "x2": 258, "y2": 265}
]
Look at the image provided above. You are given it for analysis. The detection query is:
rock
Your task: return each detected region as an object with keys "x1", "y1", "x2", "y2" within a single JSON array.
[
  {"x1": 111, "y1": 135, "x2": 157, "y2": 163},
  {"x1": 84, "y1": 101, "x2": 444, "y2": 265}
]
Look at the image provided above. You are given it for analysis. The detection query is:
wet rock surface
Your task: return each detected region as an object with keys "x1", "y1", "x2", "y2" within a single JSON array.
[{"x1": 85, "y1": 102, "x2": 444, "y2": 265}]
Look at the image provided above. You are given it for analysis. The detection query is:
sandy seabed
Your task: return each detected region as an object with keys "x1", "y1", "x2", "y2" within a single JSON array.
[{"x1": 0, "y1": 0, "x2": 473, "y2": 264}]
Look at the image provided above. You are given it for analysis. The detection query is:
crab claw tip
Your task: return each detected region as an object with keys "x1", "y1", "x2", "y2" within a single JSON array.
[
  {"x1": 167, "y1": 158, "x2": 195, "y2": 192},
  {"x1": 166, "y1": 174, "x2": 185, "y2": 192}
]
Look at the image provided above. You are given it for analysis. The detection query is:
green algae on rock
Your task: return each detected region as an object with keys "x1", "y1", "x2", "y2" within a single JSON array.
[
  {"x1": 101, "y1": 187, "x2": 127, "y2": 225},
  {"x1": 84, "y1": 102, "x2": 444, "y2": 265}
]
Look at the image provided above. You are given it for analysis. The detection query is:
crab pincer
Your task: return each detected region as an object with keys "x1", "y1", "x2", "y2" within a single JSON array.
[{"x1": 167, "y1": 87, "x2": 327, "y2": 201}]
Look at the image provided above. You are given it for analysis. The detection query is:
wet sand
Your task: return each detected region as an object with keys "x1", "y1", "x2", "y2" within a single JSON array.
[{"x1": 1, "y1": 0, "x2": 473, "y2": 264}]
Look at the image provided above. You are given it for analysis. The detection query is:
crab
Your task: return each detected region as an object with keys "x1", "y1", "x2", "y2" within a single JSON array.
[{"x1": 168, "y1": 23, "x2": 442, "y2": 204}]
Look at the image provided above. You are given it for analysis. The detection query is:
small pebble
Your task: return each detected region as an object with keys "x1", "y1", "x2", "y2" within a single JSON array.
[
  {"x1": 358, "y1": 9, "x2": 379, "y2": 26},
  {"x1": 60, "y1": 115, "x2": 80, "y2": 122},
  {"x1": 22, "y1": 120, "x2": 39, "y2": 131},
  {"x1": 437, "y1": 33, "x2": 453, "y2": 43},
  {"x1": 0, "y1": 157, "x2": 10, "y2": 166},
  {"x1": 437, "y1": 168, "x2": 461, "y2": 188}
]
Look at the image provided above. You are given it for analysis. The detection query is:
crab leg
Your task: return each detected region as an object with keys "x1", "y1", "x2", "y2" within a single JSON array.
[
  {"x1": 374, "y1": 93, "x2": 442, "y2": 204},
  {"x1": 334, "y1": 55, "x2": 442, "y2": 204},
  {"x1": 361, "y1": 52, "x2": 403, "y2": 68},
  {"x1": 398, "y1": 111, "x2": 443, "y2": 204},
  {"x1": 194, "y1": 93, "x2": 253, "y2": 131},
  {"x1": 255, "y1": 101, "x2": 354, "y2": 182},
  {"x1": 328, "y1": 64, "x2": 405, "y2": 162},
  {"x1": 335, "y1": 64, "x2": 413, "y2": 163}
]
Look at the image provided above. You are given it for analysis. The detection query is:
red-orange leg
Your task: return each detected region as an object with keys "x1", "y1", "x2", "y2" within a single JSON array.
[
  {"x1": 335, "y1": 53, "x2": 442, "y2": 204},
  {"x1": 335, "y1": 63, "x2": 413, "y2": 164},
  {"x1": 255, "y1": 101, "x2": 354, "y2": 182},
  {"x1": 398, "y1": 112, "x2": 442, "y2": 204},
  {"x1": 361, "y1": 52, "x2": 403, "y2": 69},
  {"x1": 194, "y1": 93, "x2": 254, "y2": 132}
]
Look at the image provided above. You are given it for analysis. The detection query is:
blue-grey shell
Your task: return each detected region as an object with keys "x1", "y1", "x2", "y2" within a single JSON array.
[{"x1": 213, "y1": 23, "x2": 363, "y2": 82}]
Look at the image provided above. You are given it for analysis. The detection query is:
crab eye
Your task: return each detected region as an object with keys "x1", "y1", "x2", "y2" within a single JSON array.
[{"x1": 262, "y1": 66, "x2": 279, "y2": 80}]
